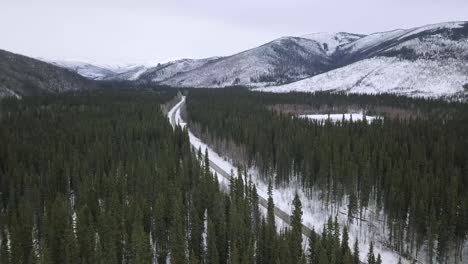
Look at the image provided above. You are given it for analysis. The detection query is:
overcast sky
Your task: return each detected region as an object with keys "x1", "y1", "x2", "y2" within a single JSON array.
[{"x1": 1, "y1": 0, "x2": 467, "y2": 65}]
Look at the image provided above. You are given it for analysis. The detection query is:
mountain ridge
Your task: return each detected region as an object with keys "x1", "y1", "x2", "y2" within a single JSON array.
[{"x1": 5, "y1": 21, "x2": 467, "y2": 98}]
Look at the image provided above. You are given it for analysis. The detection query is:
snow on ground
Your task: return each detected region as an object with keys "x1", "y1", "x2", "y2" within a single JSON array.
[
  {"x1": 397, "y1": 21, "x2": 466, "y2": 41},
  {"x1": 299, "y1": 113, "x2": 379, "y2": 123},
  {"x1": 257, "y1": 56, "x2": 468, "y2": 98},
  {"x1": 245, "y1": 169, "x2": 405, "y2": 264},
  {"x1": 340, "y1": 21, "x2": 466, "y2": 56},
  {"x1": 301, "y1": 32, "x2": 365, "y2": 55},
  {"x1": 341, "y1": 29, "x2": 407, "y2": 55},
  {"x1": 170, "y1": 97, "x2": 405, "y2": 264}
]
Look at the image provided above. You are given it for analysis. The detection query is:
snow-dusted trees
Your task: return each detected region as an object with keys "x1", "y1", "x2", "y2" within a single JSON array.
[
  {"x1": 290, "y1": 193, "x2": 304, "y2": 264},
  {"x1": 307, "y1": 217, "x2": 357, "y2": 264}
]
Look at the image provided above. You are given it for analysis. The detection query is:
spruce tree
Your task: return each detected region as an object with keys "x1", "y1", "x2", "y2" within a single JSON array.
[
  {"x1": 376, "y1": 254, "x2": 382, "y2": 264},
  {"x1": 170, "y1": 195, "x2": 187, "y2": 264},
  {"x1": 341, "y1": 226, "x2": 349, "y2": 256},
  {"x1": 265, "y1": 181, "x2": 277, "y2": 264},
  {"x1": 367, "y1": 241, "x2": 375, "y2": 264},
  {"x1": 290, "y1": 193, "x2": 303, "y2": 264},
  {"x1": 353, "y1": 238, "x2": 360, "y2": 264}
]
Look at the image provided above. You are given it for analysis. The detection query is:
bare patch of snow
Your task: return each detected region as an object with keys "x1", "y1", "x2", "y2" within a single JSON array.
[
  {"x1": 299, "y1": 113, "x2": 379, "y2": 123},
  {"x1": 301, "y1": 32, "x2": 365, "y2": 55}
]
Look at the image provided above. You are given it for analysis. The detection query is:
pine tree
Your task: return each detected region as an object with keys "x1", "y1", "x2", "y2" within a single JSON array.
[
  {"x1": 353, "y1": 238, "x2": 360, "y2": 264},
  {"x1": 206, "y1": 218, "x2": 219, "y2": 264},
  {"x1": 308, "y1": 229, "x2": 318, "y2": 264},
  {"x1": 63, "y1": 227, "x2": 79, "y2": 264},
  {"x1": 367, "y1": 242, "x2": 375, "y2": 264},
  {"x1": 265, "y1": 181, "x2": 277, "y2": 264},
  {"x1": 131, "y1": 221, "x2": 152, "y2": 264},
  {"x1": 170, "y1": 194, "x2": 187, "y2": 264},
  {"x1": 348, "y1": 192, "x2": 358, "y2": 222},
  {"x1": 341, "y1": 226, "x2": 350, "y2": 256},
  {"x1": 376, "y1": 254, "x2": 382, "y2": 264},
  {"x1": 290, "y1": 193, "x2": 303, "y2": 264},
  {"x1": 204, "y1": 148, "x2": 210, "y2": 177},
  {"x1": 0, "y1": 227, "x2": 10, "y2": 264}
]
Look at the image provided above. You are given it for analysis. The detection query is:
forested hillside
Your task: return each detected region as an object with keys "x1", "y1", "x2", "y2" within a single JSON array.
[
  {"x1": 0, "y1": 90, "x2": 362, "y2": 264},
  {"x1": 0, "y1": 50, "x2": 95, "y2": 98},
  {"x1": 185, "y1": 89, "x2": 468, "y2": 263}
]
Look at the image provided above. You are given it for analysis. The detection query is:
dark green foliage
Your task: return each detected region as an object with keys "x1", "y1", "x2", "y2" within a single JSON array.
[
  {"x1": 2, "y1": 89, "x2": 356, "y2": 264},
  {"x1": 307, "y1": 217, "x2": 358, "y2": 264},
  {"x1": 367, "y1": 242, "x2": 375, "y2": 264},
  {"x1": 376, "y1": 254, "x2": 382, "y2": 264},
  {"x1": 353, "y1": 239, "x2": 360, "y2": 264},
  {"x1": 290, "y1": 194, "x2": 303, "y2": 264}
]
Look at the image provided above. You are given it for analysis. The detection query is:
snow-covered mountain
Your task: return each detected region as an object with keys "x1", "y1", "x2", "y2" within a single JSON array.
[
  {"x1": 159, "y1": 37, "x2": 333, "y2": 87},
  {"x1": 47, "y1": 60, "x2": 152, "y2": 81},
  {"x1": 47, "y1": 61, "x2": 117, "y2": 80},
  {"x1": 49, "y1": 36, "x2": 339, "y2": 87},
  {"x1": 47, "y1": 21, "x2": 468, "y2": 98},
  {"x1": 260, "y1": 21, "x2": 468, "y2": 98},
  {"x1": 138, "y1": 57, "x2": 222, "y2": 83},
  {"x1": 150, "y1": 32, "x2": 366, "y2": 88}
]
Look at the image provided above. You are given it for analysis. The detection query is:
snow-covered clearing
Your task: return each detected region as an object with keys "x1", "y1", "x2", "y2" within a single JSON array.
[{"x1": 299, "y1": 113, "x2": 379, "y2": 123}]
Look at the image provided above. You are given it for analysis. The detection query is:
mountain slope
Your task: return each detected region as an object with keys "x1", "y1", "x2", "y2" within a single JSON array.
[
  {"x1": 338, "y1": 21, "x2": 468, "y2": 62},
  {"x1": 138, "y1": 57, "x2": 222, "y2": 83},
  {"x1": 48, "y1": 60, "x2": 117, "y2": 80},
  {"x1": 261, "y1": 21, "x2": 468, "y2": 98},
  {"x1": 258, "y1": 57, "x2": 468, "y2": 97},
  {"x1": 300, "y1": 32, "x2": 365, "y2": 55},
  {"x1": 0, "y1": 50, "x2": 95, "y2": 98},
  {"x1": 48, "y1": 60, "x2": 152, "y2": 81},
  {"x1": 160, "y1": 37, "x2": 332, "y2": 87}
]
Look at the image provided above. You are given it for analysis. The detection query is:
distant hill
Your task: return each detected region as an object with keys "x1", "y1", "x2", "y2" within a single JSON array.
[{"x1": 0, "y1": 50, "x2": 95, "y2": 98}]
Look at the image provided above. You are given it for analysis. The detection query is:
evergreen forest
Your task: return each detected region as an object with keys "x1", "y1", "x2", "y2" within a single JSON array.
[{"x1": 185, "y1": 89, "x2": 468, "y2": 263}]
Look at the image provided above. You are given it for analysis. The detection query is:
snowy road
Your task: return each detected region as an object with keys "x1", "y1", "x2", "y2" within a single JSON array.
[{"x1": 168, "y1": 96, "x2": 313, "y2": 238}]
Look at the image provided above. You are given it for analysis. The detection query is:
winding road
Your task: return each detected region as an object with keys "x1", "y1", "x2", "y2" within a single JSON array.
[{"x1": 168, "y1": 95, "x2": 313, "y2": 238}]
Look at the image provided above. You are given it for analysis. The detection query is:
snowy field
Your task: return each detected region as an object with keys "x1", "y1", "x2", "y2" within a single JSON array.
[{"x1": 298, "y1": 113, "x2": 379, "y2": 123}]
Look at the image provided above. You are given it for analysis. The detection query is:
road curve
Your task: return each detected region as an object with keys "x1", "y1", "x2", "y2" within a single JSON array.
[{"x1": 168, "y1": 96, "x2": 313, "y2": 238}]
